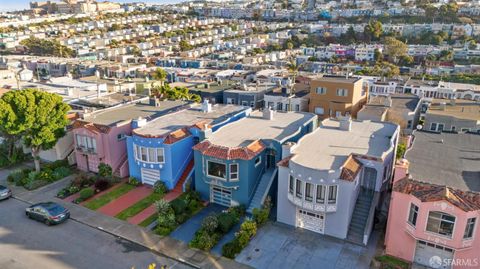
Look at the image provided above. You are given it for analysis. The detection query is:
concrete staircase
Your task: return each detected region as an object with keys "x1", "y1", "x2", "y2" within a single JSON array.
[
  {"x1": 247, "y1": 168, "x2": 277, "y2": 214},
  {"x1": 346, "y1": 190, "x2": 374, "y2": 245}
]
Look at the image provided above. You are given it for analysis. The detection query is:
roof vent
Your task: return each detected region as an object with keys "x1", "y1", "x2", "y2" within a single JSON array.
[
  {"x1": 339, "y1": 116, "x2": 352, "y2": 131},
  {"x1": 202, "y1": 99, "x2": 212, "y2": 113},
  {"x1": 263, "y1": 107, "x2": 274, "y2": 120}
]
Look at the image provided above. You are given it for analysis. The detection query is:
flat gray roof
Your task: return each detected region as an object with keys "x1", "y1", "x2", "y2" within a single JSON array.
[
  {"x1": 82, "y1": 100, "x2": 188, "y2": 126},
  {"x1": 208, "y1": 110, "x2": 316, "y2": 148},
  {"x1": 406, "y1": 131, "x2": 480, "y2": 192},
  {"x1": 134, "y1": 104, "x2": 246, "y2": 136},
  {"x1": 291, "y1": 119, "x2": 398, "y2": 171}
]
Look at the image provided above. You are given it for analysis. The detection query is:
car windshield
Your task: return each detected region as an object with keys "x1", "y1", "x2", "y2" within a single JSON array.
[
  {"x1": 45, "y1": 204, "x2": 65, "y2": 215},
  {"x1": 0, "y1": 186, "x2": 6, "y2": 190}
]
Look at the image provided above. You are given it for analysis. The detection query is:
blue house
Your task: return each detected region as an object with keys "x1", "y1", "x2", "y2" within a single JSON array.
[
  {"x1": 126, "y1": 101, "x2": 250, "y2": 190},
  {"x1": 193, "y1": 109, "x2": 317, "y2": 212}
]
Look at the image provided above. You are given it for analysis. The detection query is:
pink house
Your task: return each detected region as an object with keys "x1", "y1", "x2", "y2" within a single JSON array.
[
  {"x1": 72, "y1": 99, "x2": 187, "y2": 177},
  {"x1": 385, "y1": 131, "x2": 480, "y2": 269}
]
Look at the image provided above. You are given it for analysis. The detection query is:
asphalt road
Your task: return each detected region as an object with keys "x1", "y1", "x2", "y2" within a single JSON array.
[{"x1": 0, "y1": 197, "x2": 193, "y2": 269}]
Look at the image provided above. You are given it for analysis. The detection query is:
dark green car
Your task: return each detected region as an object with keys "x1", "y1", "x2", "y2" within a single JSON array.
[{"x1": 26, "y1": 202, "x2": 70, "y2": 225}]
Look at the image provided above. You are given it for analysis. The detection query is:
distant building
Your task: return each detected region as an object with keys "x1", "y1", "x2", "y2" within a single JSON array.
[
  {"x1": 308, "y1": 76, "x2": 367, "y2": 119},
  {"x1": 424, "y1": 99, "x2": 480, "y2": 133},
  {"x1": 264, "y1": 87, "x2": 310, "y2": 112}
]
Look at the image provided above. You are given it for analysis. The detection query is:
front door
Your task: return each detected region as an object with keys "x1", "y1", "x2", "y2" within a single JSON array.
[
  {"x1": 266, "y1": 148, "x2": 277, "y2": 169},
  {"x1": 362, "y1": 167, "x2": 377, "y2": 193}
]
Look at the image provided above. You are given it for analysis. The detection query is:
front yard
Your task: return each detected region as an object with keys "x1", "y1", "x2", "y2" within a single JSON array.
[
  {"x1": 7, "y1": 160, "x2": 73, "y2": 190},
  {"x1": 83, "y1": 183, "x2": 135, "y2": 210}
]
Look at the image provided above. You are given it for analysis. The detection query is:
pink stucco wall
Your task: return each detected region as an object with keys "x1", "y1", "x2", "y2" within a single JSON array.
[
  {"x1": 73, "y1": 123, "x2": 131, "y2": 177},
  {"x1": 385, "y1": 163, "x2": 480, "y2": 268}
]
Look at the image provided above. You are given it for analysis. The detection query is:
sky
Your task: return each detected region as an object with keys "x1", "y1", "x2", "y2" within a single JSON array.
[{"x1": 0, "y1": 0, "x2": 184, "y2": 12}]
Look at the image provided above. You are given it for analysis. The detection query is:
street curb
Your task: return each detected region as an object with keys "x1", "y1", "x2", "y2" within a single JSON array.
[{"x1": 12, "y1": 195, "x2": 200, "y2": 269}]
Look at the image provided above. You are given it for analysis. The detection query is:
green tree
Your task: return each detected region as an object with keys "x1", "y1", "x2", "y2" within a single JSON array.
[
  {"x1": 374, "y1": 49, "x2": 383, "y2": 62},
  {"x1": 384, "y1": 37, "x2": 407, "y2": 64},
  {"x1": 179, "y1": 40, "x2": 192, "y2": 51},
  {"x1": 345, "y1": 26, "x2": 357, "y2": 44},
  {"x1": 152, "y1": 68, "x2": 168, "y2": 86},
  {"x1": 0, "y1": 89, "x2": 70, "y2": 172},
  {"x1": 364, "y1": 20, "x2": 383, "y2": 42}
]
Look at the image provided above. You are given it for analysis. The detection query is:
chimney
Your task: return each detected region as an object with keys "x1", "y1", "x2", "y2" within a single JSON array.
[
  {"x1": 132, "y1": 117, "x2": 147, "y2": 128},
  {"x1": 203, "y1": 124, "x2": 213, "y2": 139},
  {"x1": 202, "y1": 99, "x2": 212, "y2": 113},
  {"x1": 339, "y1": 116, "x2": 352, "y2": 131},
  {"x1": 282, "y1": 142, "x2": 296, "y2": 159},
  {"x1": 263, "y1": 107, "x2": 274, "y2": 120},
  {"x1": 393, "y1": 159, "x2": 409, "y2": 184}
]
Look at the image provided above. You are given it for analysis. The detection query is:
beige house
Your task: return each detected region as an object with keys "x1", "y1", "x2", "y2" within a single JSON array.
[{"x1": 308, "y1": 76, "x2": 367, "y2": 119}]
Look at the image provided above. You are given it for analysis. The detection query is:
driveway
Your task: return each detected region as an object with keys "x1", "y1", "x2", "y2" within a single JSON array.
[
  {"x1": 235, "y1": 222, "x2": 379, "y2": 269},
  {"x1": 170, "y1": 204, "x2": 225, "y2": 243}
]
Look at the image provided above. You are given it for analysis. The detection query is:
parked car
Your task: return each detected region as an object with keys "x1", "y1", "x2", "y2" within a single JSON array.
[
  {"x1": 0, "y1": 185, "x2": 12, "y2": 200},
  {"x1": 25, "y1": 202, "x2": 70, "y2": 225}
]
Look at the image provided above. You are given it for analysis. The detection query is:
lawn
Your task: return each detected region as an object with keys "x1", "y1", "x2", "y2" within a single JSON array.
[
  {"x1": 84, "y1": 184, "x2": 135, "y2": 210},
  {"x1": 375, "y1": 255, "x2": 410, "y2": 269},
  {"x1": 139, "y1": 213, "x2": 157, "y2": 227},
  {"x1": 115, "y1": 192, "x2": 163, "y2": 221}
]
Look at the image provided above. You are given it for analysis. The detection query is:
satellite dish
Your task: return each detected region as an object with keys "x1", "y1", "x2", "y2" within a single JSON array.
[{"x1": 416, "y1": 124, "x2": 423, "y2": 130}]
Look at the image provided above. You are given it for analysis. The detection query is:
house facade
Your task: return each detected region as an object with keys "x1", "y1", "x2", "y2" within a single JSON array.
[
  {"x1": 193, "y1": 109, "x2": 317, "y2": 212},
  {"x1": 308, "y1": 76, "x2": 367, "y2": 119},
  {"x1": 424, "y1": 99, "x2": 480, "y2": 133},
  {"x1": 276, "y1": 117, "x2": 399, "y2": 245},
  {"x1": 385, "y1": 132, "x2": 480, "y2": 269},
  {"x1": 126, "y1": 101, "x2": 250, "y2": 189},
  {"x1": 72, "y1": 99, "x2": 188, "y2": 177}
]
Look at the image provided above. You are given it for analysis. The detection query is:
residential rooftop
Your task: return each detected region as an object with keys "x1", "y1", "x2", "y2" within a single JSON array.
[
  {"x1": 290, "y1": 119, "x2": 398, "y2": 171},
  {"x1": 81, "y1": 99, "x2": 188, "y2": 126},
  {"x1": 207, "y1": 110, "x2": 316, "y2": 148},
  {"x1": 309, "y1": 75, "x2": 362, "y2": 83},
  {"x1": 134, "y1": 103, "x2": 247, "y2": 137},
  {"x1": 367, "y1": 94, "x2": 421, "y2": 113},
  {"x1": 427, "y1": 99, "x2": 480, "y2": 121},
  {"x1": 406, "y1": 131, "x2": 480, "y2": 192}
]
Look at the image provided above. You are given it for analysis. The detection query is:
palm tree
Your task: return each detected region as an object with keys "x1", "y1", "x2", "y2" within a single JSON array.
[
  {"x1": 152, "y1": 68, "x2": 167, "y2": 86},
  {"x1": 287, "y1": 60, "x2": 300, "y2": 96}
]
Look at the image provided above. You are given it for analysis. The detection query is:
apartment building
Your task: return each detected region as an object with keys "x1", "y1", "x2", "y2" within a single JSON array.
[
  {"x1": 277, "y1": 117, "x2": 399, "y2": 245},
  {"x1": 308, "y1": 76, "x2": 367, "y2": 119},
  {"x1": 424, "y1": 99, "x2": 480, "y2": 133},
  {"x1": 126, "y1": 101, "x2": 249, "y2": 188},
  {"x1": 193, "y1": 109, "x2": 317, "y2": 213},
  {"x1": 385, "y1": 131, "x2": 480, "y2": 268}
]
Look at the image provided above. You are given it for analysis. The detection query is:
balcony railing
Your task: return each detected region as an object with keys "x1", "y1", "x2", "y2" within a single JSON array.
[
  {"x1": 287, "y1": 192, "x2": 336, "y2": 212},
  {"x1": 76, "y1": 146, "x2": 97, "y2": 155}
]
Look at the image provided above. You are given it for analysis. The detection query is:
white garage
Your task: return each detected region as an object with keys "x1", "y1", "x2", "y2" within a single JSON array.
[
  {"x1": 141, "y1": 168, "x2": 160, "y2": 185},
  {"x1": 211, "y1": 185, "x2": 232, "y2": 207},
  {"x1": 296, "y1": 209, "x2": 324, "y2": 234},
  {"x1": 414, "y1": 240, "x2": 454, "y2": 269}
]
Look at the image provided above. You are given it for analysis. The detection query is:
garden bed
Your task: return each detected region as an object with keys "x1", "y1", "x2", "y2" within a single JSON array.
[
  {"x1": 116, "y1": 192, "x2": 163, "y2": 221},
  {"x1": 374, "y1": 255, "x2": 410, "y2": 269},
  {"x1": 7, "y1": 160, "x2": 73, "y2": 190},
  {"x1": 139, "y1": 213, "x2": 158, "y2": 227},
  {"x1": 154, "y1": 191, "x2": 205, "y2": 236},
  {"x1": 83, "y1": 183, "x2": 136, "y2": 210}
]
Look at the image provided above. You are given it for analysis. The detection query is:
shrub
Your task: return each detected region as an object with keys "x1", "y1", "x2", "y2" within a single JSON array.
[
  {"x1": 52, "y1": 166, "x2": 71, "y2": 179},
  {"x1": 190, "y1": 230, "x2": 219, "y2": 250},
  {"x1": 94, "y1": 179, "x2": 110, "y2": 191},
  {"x1": 79, "y1": 188, "x2": 94, "y2": 200},
  {"x1": 187, "y1": 199, "x2": 200, "y2": 213},
  {"x1": 170, "y1": 198, "x2": 187, "y2": 215},
  {"x1": 201, "y1": 214, "x2": 219, "y2": 234},
  {"x1": 155, "y1": 226, "x2": 175, "y2": 236},
  {"x1": 153, "y1": 181, "x2": 168, "y2": 195},
  {"x1": 68, "y1": 185, "x2": 80, "y2": 194},
  {"x1": 98, "y1": 163, "x2": 112, "y2": 178},
  {"x1": 128, "y1": 177, "x2": 140, "y2": 186},
  {"x1": 36, "y1": 170, "x2": 55, "y2": 182},
  {"x1": 8, "y1": 169, "x2": 28, "y2": 185},
  {"x1": 185, "y1": 191, "x2": 201, "y2": 202},
  {"x1": 72, "y1": 173, "x2": 94, "y2": 188},
  {"x1": 222, "y1": 240, "x2": 242, "y2": 259},
  {"x1": 157, "y1": 211, "x2": 176, "y2": 228},
  {"x1": 43, "y1": 160, "x2": 69, "y2": 170},
  {"x1": 236, "y1": 230, "x2": 251, "y2": 248},
  {"x1": 25, "y1": 180, "x2": 48, "y2": 190},
  {"x1": 229, "y1": 205, "x2": 246, "y2": 218},
  {"x1": 57, "y1": 188, "x2": 69, "y2": 198},
  {"x1": 396, "y1": 143, "x2": 406, "y2": 159},
  {"x1": 252, "y1": 208, "x2": 269, "y2": 226},
  {"x1": 176, "y1": 212, "x2": 190, "y2": 224},
  {"x1": 218, "y1": 212, "x2": 238, "y2": 234},
  {"x1": 155, "y1": 199, "x2": 171, "y2": 215},
  {"x1": 240, "y1": 220, "x2": 257, "y2": 239}
]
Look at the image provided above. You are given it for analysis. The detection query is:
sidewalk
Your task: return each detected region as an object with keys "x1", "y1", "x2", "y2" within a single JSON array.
[{"x1": 12, "y1": 175, "x2": 253, "y2": 269}]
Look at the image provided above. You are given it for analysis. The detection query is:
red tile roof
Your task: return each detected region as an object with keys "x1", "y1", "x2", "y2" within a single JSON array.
[
  {"x1": 193, "y1": 140, "x2": 265, "y2": 160},
  {"x1": 277, "y1": 154, "x2": 295, "y2": 167},
  {"x1": 394, "y1": 177, "x2": 480, "y2": 212},
  {"x1": 163, "y1": 128, "x2": 191, "y2": 144},
  {"x1": 73, "y1": 120, "x2": 110, "y2": 134}
]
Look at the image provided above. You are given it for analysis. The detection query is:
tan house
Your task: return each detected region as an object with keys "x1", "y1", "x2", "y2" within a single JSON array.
[{"x1": 308, "y1": 76, "x2": 367, "y2": 119}]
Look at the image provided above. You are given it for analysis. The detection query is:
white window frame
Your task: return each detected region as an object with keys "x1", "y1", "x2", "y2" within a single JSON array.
[
  {"x1": 254, "y1": 156, "x2": 262, "y2": 167},
  {"x1": 336, "y1": 88, "x2": 348, "y2": 96},
  {"x1": 134, "y1": 145, "x2": 165, "y2": 164},
  {"x1": 425, "y1": 211, "x2": 456, "y2": 238},
  {"x1": 156, "y1": 148, "x2": 165, "y2": 163},
  {"x1": 288, "y1": 175, "x2": 294, "y2": 194},
  {"x1": 305, "y1": 182, "x2": 313, "y2": 202},
  {"x1": 314, "y1": 107, "x2": 324, "y2": 115},
  {"x1": 408, "y1": 203, "x2": 419, "y2": 227},
  {"x1": 296, "y1": 179, "x2": 303, "y2": 198},
  {"x1": 327, "y1": 185, "x2": 338, "y2": 204},
  {"x1": 207, "y1": 160, "x2": 227, "y2": 180},
  {"x1": 230, "y1": 163, "x2": 239, "y2": 181},
  {"x1": 316, "y1": 185, "x2": 325, "y2": 203},
  {"x1": 316, "y1": 87, "x2": 327, "y2": 95},
  {"x1": 463, "y1": 217, "x2": 476, "y2": 239}
]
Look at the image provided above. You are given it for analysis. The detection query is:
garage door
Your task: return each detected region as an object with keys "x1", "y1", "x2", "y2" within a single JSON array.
[
  {"x1": 141, "y1": 168, "x2": 160, "y2": 186},
  {"x1": 211, "y1": 185, "x2": 232, "y2": 207},
  {"x1": 296, "y1": 209, "x2": 324, "y2": 234},
  {"x1": 414, "y1": 240, "x2": 454, "y2": 269}
]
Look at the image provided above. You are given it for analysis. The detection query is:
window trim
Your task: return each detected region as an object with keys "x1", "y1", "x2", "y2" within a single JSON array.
[
  {"x1": 407, "y1": 203, "x2": 419, "y2": 227},
  {"x1": 316, "y1": 185, "x2": 325, "y2": 204},
  {"x1": 134, "y1": 145, "x2": 165, "y2": 164},
  {"x1": 327, "y1": 185, "x2": 338, "y2": 204},
  {"x1": 425, "y1": 211, "x2": 456, "y2": 239},
  {"x1": 305, "y1": 182, "x2": 313, "y2": 202},
  {"x1": 288, "y1": 175, "x2": 294, "y2": 194},
  {"x1": 336, "y1": 88, "x2": 348, "y2": 97},
  {"x1": 296, "y1": 179, "x2": 303, "y2": 198},
  {"x1": 463, "y1": 217, "x2": 476, "y2": 240},
  {"x1": 229, "y1": 163, "x2": 239, "y2": 181},
  {"x1": 207, "y1": 160, "x2": 227, "y2": 181},
  {"x1": 315, "y1": 87, "x2": 327, "y2": 95}
]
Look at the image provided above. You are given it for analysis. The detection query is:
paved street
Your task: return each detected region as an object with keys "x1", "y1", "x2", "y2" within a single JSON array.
[{"x1": 0, "y1": 197, "x2": 193, "y2": 269}]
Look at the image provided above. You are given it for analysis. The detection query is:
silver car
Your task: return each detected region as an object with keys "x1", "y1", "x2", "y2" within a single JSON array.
[{"x1": 0, "y1": 185, "x2": 12, "y2": 200}]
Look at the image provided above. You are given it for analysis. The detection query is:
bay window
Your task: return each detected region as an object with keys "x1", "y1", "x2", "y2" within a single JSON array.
[
  {"x1": 316, "y1": 185, "x2": 325, "y2": 203},
  {"x1": 305, "y1": 183, "x2": 313, "y2": 202},
  {"x1": 296, "y1": 179, "x2": 303, "y2": 198},
  {"x1": 426, "y1": 211, "x2": 456, "y2": 237},
  {"x1": 328, "y1": 185, "x2": 337, "y2": 204},
  {"x1": 76, "y1": 134, "x2": 97, "y2": 153},
  {"x1": 134, "y1": 145, "x2": 165, "y2": 163},
  {"x1": 288, "y1": 176, "x2": 294, "y2": 194},
  {"x1": 208, "y1": 161, "x2": 226, "y2": 179}
]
